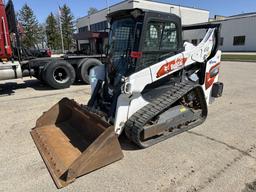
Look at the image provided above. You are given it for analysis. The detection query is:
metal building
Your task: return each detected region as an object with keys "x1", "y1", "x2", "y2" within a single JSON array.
[
  {"x1": 76, "y1": 0, "x2": 209, "y2": 50},
  {"x1": 184, "y1": 13, "x2": 256, "y2": 52},
  {"x1": 218, "y1": 13, "x2": 256, "y2": 52}
]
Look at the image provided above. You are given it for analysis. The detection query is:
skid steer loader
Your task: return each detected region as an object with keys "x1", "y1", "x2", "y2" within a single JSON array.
[{"x1": 31, "y1": 9, "x2": 223, "y2": 188}]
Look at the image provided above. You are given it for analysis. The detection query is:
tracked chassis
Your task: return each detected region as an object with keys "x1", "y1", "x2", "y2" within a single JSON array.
[{"x1": 125, "y1": 82, "x2": 208, "y2": 148}]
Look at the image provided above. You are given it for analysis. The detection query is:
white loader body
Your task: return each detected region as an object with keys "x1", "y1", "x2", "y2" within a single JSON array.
[{"x1": 90, "y1": 28, "x2": 222, "y2": 135}]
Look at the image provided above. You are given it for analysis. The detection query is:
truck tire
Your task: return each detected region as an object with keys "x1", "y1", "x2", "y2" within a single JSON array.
[
  {"x1": 78, "y1": 58, "x2": 103, "y2": 84},
  {"x1": 33, "y1": 67, "x2": 46, "y2": 83},
  {"x1": 34, "y1": 74, "x2": 46, "y2": 84},
  {"x1": 43, "y1": 60, "x2": 75, "y2": 89}
]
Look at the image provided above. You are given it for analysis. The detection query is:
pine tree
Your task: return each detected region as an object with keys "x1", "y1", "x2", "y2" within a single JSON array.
[
  {"x1": 60, "y1": 4, "x2": 75, "y2": 50},
  {"x1": 46, "y1": 13, "x2": 61, "y2": 50},
  {"x1": 37, "y1": 24, "x2": 47, "y2": 49},
  {"x1": 88, "y1": 7, "x2": 98, "y2": 15},
  {"x1": 18, "y1": 4, "x2": 39, "y2": 48}
]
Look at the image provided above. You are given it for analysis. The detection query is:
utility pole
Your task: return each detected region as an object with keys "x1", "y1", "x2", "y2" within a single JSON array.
[
  {"x1": 106, "y1": 0, "x2": 110, "y2": 15},
  {"x1": 58, "y1": 5, "x2": 65, "y2": 53},
  {"x1": 105, "y1": 0, "x2": 110, "y2": 29}
]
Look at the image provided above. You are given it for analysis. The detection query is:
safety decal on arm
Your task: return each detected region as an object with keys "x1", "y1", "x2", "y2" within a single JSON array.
[{"x1": 156, "y1": 57, "x2": 187, "y2": 78}]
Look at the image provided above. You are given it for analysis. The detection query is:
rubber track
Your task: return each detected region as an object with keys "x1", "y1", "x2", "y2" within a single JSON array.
[{"x1": 124, "y1": 82, "x2": 207, "y2": 148}]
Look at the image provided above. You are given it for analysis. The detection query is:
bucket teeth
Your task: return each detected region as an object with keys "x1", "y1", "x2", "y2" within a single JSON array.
[{"x1": 31, "y1": 98, "x2": 123, "y2": 188}]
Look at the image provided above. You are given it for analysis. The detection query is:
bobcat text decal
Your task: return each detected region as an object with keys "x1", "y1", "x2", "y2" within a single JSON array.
[{"x1": 156, "y1": 57, "x2": 187, "y2": 78}]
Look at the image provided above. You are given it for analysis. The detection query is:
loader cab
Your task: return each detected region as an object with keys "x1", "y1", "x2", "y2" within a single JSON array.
[
  {"x1": 107, "y1": 9, "x2": 183, "y2": 85},
  {"x1": 101, "y1": 9, "x2": 183, "y2": 117}
]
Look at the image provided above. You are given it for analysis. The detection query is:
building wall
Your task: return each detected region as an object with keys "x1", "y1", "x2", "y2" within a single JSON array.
[
  {"x1": 182, "y1": 29, "x2": 206, "y2": 45},
  {"x1": 183, "y1": 15, "x2": 256, "y2": 52},
  {"x1": 77, "y1": 1, "x2": 133, "y2": 31},
  {"x1": 132, "y1": 0, "x2": 209, "y2": 25},
  {"x1": 220, "y1": 16, "x2": 256, "y2": 51},
  {"x1": 77, "y1": 0, "x2": 209, "y2": 31},
  {"x1": 76, "y1": 0, "x2": 209, "y2": 50}
]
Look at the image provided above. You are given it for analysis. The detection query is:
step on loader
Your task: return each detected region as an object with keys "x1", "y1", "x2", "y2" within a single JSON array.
[{"x1": 31, "y1": 9, "x2": 223, "y2": 188}]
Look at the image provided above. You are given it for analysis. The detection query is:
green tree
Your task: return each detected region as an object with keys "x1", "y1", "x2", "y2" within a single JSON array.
[
  {"x1": 45, "y1": 13, "x2": 61, "y2": 50},
  {"x1": 18, "y1": 3, "x2": 39, "y2": 48},
  {"x1": 60, "y1": 4, "x2": 75, "y2": 50},
  {"x1": 37, "y1": 24, "x2": 47, "y2": 49},
  {"x1": 88, "y1": 7, "x2": 98, "y2": 15}
]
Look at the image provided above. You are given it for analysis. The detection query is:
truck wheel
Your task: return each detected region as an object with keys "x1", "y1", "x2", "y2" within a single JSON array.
[
  {"x1": 44, "y1": 61, "x2": 75, "y2": 89},
  {"x1": 78, "y1": 58, "x2": 103, "y2": 84},
  {"x1": 33, "y1": 68, "x2": 46, "y2": 83},
  {"x1": 34, "y1": 75, "x2": 46, "y2": 84}
]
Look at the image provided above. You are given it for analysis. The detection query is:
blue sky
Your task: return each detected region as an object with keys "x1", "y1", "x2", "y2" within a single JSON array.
[{"x1": 12, "y1": 0, "x2": 256, "y2": 23}]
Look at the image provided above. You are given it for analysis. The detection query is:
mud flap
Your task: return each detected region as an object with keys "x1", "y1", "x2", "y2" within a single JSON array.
[{"x1": 31, "y1": 98, "x2": 124, "y2": 188}]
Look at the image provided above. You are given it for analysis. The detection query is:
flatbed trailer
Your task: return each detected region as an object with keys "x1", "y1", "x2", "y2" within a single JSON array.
[{"x1": 0, "y1": 0, "x2": 106, "y2": 89}]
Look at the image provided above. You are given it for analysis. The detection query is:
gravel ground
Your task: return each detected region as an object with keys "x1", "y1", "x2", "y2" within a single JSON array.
[{"x1": 0, "y1": 61, "x2": 256, "y2": 192}]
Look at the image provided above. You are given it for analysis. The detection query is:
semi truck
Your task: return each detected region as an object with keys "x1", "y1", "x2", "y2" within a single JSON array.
[{"x1": 0, "y1": 0, "x2": 105, "y2": 89}]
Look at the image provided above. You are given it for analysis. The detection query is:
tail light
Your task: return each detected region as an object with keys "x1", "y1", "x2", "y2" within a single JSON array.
[{"x1": 47, "y1": 49, "x2": 52, "y2": 57}]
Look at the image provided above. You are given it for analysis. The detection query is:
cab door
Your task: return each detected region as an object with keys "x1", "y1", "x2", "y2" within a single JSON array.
[{"x1": 134, "y1": 12, "x2": 183, "y2": 73}]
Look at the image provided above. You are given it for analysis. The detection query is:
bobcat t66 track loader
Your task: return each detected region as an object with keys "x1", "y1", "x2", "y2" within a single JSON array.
[{"x1": 31, "y1": 9, "x2": 224, "y2": 188}]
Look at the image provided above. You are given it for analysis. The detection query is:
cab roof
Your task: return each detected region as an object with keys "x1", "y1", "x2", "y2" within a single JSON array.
[{"x1": 107, "y1": 8, "x2": 180, "y2": 22}]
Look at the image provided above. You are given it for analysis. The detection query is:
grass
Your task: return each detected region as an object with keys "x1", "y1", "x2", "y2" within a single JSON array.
[{"x1": 222, "y1": 54, "x2": 256, "y2": 62}]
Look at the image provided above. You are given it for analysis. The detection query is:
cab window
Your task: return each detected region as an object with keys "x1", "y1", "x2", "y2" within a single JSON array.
[
  {"x1": 136, "y1": 20, "x2": 179, "y2": 72},
  {"x1": 144, "y1": 21, "x2": 178, "y2": 51}
]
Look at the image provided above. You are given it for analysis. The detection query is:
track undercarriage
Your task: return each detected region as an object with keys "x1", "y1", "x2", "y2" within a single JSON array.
[{"x1": 125, "y1": 82, "x2": 208, "y2": 148}]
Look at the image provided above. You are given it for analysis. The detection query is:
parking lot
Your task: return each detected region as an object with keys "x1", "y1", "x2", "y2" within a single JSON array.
[{"x1": 0, "y1": 61, "x2": 256, "y2": 192}]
